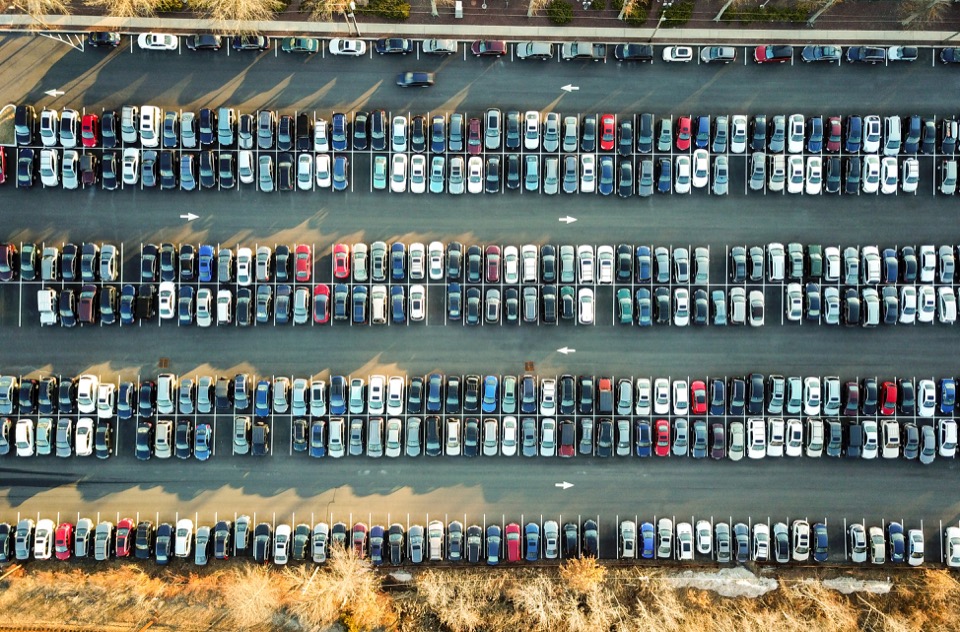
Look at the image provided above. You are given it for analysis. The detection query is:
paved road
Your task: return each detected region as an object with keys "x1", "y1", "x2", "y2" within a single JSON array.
[{"x1": 1, "y1": 34, "x2": 959, "y2": 544}]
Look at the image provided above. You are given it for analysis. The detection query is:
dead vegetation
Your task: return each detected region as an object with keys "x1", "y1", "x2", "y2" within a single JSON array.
[{"x1": 0, "y1": 560, "x2": 959, "y2": 632}]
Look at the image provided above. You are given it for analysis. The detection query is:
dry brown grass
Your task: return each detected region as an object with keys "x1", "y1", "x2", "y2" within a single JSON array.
[
  {"x1": 305, "y1": 0, "x2": 351, "y2": 20},
  {"x1": 192, "y1": 0, "x2": 284, "y2": 30},
  {"x1": 82, "y1": 0, "x2": 162, "y2": 17},
  {"x1": 9, "y1": 0, "x2": 69, "y2": 24},
  {"x1": 3, "y1": 563, "x2": 960, "y2": 632}
]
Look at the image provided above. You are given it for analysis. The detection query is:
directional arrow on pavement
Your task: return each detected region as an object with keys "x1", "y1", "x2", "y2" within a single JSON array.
[
  {"x1": 179, "y1": 213, "x2": 199, "y2": 222},
  {"x1": 557, "y1": 347, "x2": 576, "y2": 355},
  {"x1": 561, "y1": 84, "x2": 580, "y2": 93},
  {"x1": 554, "y1": 481, "x2": 574, "y2": 490},
  {"x1": 44, "y1": 89, "x2": 65, "y2": 97},
  {"x1": 558, "y1": 216, "x2": 577, "y2": 224}
]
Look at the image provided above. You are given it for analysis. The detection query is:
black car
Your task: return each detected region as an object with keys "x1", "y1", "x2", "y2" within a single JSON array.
[
  {"x1": 463, "y1": 418, "x2": 480, "y2": 457},
  {"x1": 134, "y1": 521, "x2": 154, "y2": 560},
  {"x1": 376, "y1": 38, "x2": 413, "y2": 54},
  {"x1": 582, "y1": 520, "x2": 599, "y2": 557},
  {"x1": 614, "y1": 44, "x2": 653, "y2": 61},
  {"x1": 595, "y1": 419, "x2": 614, "y2": 458},
  {"x1": 185, "y1": 34, "x2": 222, "y2": 50},
  {"x1": 253, "y1": 523, "x2": 272, "y2": 562},
  {"x1": 425, "y1": 415, "x2": 442, "y2": 456},
  {"x1": 218, "y1": 153, "x2": 234, "y2": 188},
  {"x1": 174, "y1": 419, "x2": 193, "y2": 459},
  {"x1": 155, "y1": 523, "x2": 172, "y2": 565},
  {"x1": 466, "y1": 525, "x2": 482, "y2": 563},
  {"x1": 846, "y1": 46, "x2": 885, "y2": 63},
  {"x1": 198, "y1": 108, "x2": 216, "y2": 145},
  {"x1": 16, "y1": 148, "x2": 34, "y2": 188},
  {"x1": 158, "y1": 150, "x2": 176, "y2": 189},
  {"x1": 232, "y1": 35, "x2": 270, "y2": 51},
  {"x1": 101, "y1": 111, "x2": 117, "y2": 148},
  {"x1": 199, "y1": 150, "x2": 216, "y2": 189},
  {"x1": 505, "y1": 153, "x2": 520, "y2": 190},
  {"x1": 135, "y1": 421, "x2": 153, "y2": 461},
  {"x1": 87, "y1": 31, "x2": 120, "y2": 47},
  {"x1": 277, "y1": 153, "x2": 294, "y2": 191},
  {"x1": 396, "y1": 71, "x2": 435, "y2": 88},
  {"x1": 352, "y1": 111, "x2": 368, "y2": 150},
  {"x1": 37, "y1": 377, "x2": 57, "y2": 415},
  {"x1": 214, "y1": 520, "x2": 233, "y2": 559},
  {"x1": 410, "y1": 115, "x2": 427, "y2": 153}
]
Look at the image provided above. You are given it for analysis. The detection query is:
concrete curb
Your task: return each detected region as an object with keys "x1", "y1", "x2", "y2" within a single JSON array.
[{"x1": 2, "y1": 14, "x2": 960, "y2": 45}]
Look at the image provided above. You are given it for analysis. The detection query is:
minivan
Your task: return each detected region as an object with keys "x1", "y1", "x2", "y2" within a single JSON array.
[
  {"x1": 940, "y1": 159, "x2": 957, "y2": 195},
  {"x1": 156, "y1": 373, "x2": 175, "y2": 414},
  {"x1": 883, "y1": 116, "x2": 902, "y2": 157}
]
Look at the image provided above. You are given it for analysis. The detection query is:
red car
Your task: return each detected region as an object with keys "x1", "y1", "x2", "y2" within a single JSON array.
[
  {"x1": 352, "y1": 522, "x2": 368, "y2": 557},
  {"x1": 81, "y1": 113, "x2": 99, "y2": 148},
  {"x1": 825, "y1": 116, "x2": 842, "y2": 153},
  {"x1": 655, "y1": 419, "x2": 671, "y2": 457},
  {"x1": 753, "y1": 45, "x2": 793, "y2": 63},
  {"x1": 313, "y1": 283, "x2": 330, "y2": 323},
  {"x1": 599, "y1": 114, "x2": 616, "y2": 151},
  {"x1": 295, "y1": 244, "x2": 312, "y2": 282},
  {"x1": 471, "y1": 40, "x2": 507, "y2": 56},
  {"x1": 0, "y1": 147, "x2": 6, "y2": 184},
  {"x1": 485, "y1": 245, "x2": 500, "y2": 283},
  {"x1": 675, "y1": 116, "x2": 691, "y2": 151},
  {"x1": 558, "y1": 419, "x2": 576, "y2": 457},
  {"x1": 690, "y1": 380, "x2": 707, "y2": 415},
  {"x1": 54, "y1": 522, "x2": 73, "y2": 560},
  {"x1": 333, "y1": 243, "x2": 350, "y2": 279},
  {"x1": 115, "y1": 518, "x2": 135, "y2": 557},
  {"x1": 467, "y1": 117, "x2": 482, "y2": 155},
  {"x1": 880, "y1": 381, "x2": 897, "y2": 416},
  {"x1": 504, "y1": 523, "x2": 521, "y2": 562}
]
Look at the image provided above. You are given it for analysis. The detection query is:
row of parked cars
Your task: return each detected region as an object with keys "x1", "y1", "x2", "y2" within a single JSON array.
[
  {"x1": 3, "y1": 372, "x2": 959, "y2": 423},
  {"x1": 5, "y1": 515, "x2": 958, "y2": 567}
]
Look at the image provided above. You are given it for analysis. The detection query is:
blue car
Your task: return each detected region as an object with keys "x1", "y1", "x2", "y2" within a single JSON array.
[
  {"x1": 352, "y1": 286, "x2": 367, "y2": 324},
  {"x1": 941, "y1": 378, "x2": 956, "y2": 414},
  {"x1": 598, "y1": 155, "x2": 615, "y2": 196},
  {"x1": 331, "y1": 112, "x2": 347, "y2": 151},
  {"x1": 369, "y1": 525, "x2": 385, "y2": 566},
  {"x1": 635, "y1": 245, "x2": 651, "y2": 283},
  {"x1": 812, "y1": 523, "x2": 829, "y2": 563},
  {"x1": 524, "y1": 523, "x2": 540, "y2": 562},
  {"x1": 635, "y1": 420, "x2": 651, "y2": 457},
  {"x1": 481, "y1": 375, "x2": 499, "y2": 413},
  {"x1": 254, "y1": 379, "x2": 271, "y2": 418},
  {"x1": 430, "y1": 115, "x2": 445, "y2": 154},
  {"x1": 309, "y1": 420, "x2": 326, "y2": 458},
  {"x1": 329, "y1": 376, "x2": 346, "y2": 415},
  {"x1": 198, "y1": 244, "x2": 215, "y2": 282},
  {"x1": 194, "y1": 423, "x2": 212, "y2": 461},
  {"x1": 486, "y1": 525, "x2": 501, "y2": 566},
  {"x1": 391, "y1": 286, "x2": 405, "y2": 324},
  {"x1": 332, "y1": 154, "x2": 348, "y2": 192},
  {"x1": 640, "y1": 522, "x2": 655, "y2": 559},
  {"x1": 426, "y1": 373, "x2": 443, "y2": 413},
  {"x1": 391, "y1": 243, "x2": 406, "y2": 281},
  {"x1": 119, "y1": 284, "x2": 136, "y2": 325}
]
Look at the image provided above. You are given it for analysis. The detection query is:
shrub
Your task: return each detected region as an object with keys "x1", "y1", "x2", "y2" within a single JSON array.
[
  {"x1": 154, "y1": 0, "x2": 184, "y2": 12},
  {"x1": 661, "y1": 0, "x2": 693, "y2": 26},
  {"x1": 357, "y1": 0, "x2": 410, "y2": 20},
  {"x1": 546, "y1": 0, "x2": 573, "y2": 23},
  {"x1": 588, "y1": 0, "x2": 605, "y2": 10},
  {"x1": 613, "y1": 0, "x2": 648, "y2": 24}
]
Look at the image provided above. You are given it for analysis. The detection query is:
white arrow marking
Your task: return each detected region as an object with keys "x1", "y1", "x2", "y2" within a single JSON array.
[
  {"x1": 558, "y1": 216, "x2": 577, "y2": 224},
  {"x1": 561, "y1": 84, "x2": 579, "y2": 92},
  {"x1": 557, "y1": 347, "x2": 576, "y2": 355},
  {"x1": 44, "y1": 89, "x2": 65, "y2": 97},
  {"x1": 179, "y1": 213, "x2": 199, "y2": 221},
  {"x1": 554, "y1": 481, "x2": 574, "y2": 490}
]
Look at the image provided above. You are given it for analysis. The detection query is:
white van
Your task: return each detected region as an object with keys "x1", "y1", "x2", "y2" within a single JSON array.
[
  {"x1": 371, "y1": 285, "x2": 387, "y2": 325},
  {"x1": 139, "y1": 105, "x2": 162, "y2": 148},
  {"x1": 37, "y1": 288, "x2": 57, "y2": 326},
  {"x1": 217, "y1": 289, "x2": 233, "y2": 324},
  {"x1": 883, "y1": 116, "x2": 901, "y2": 157}
]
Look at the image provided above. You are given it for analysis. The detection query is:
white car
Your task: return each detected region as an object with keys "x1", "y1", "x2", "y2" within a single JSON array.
[
  {"x1": 577, "y1": 244, "x2": 594, "y2": 283},
  {"x1": 315, "y1": 154, "x2": 331, "y2": 188},
  {"x1": 862, "y1": 154, "x2": 881, "y2": 193},
  {"x1": 77, "y1": 374, "x2": 99, "y2": 414},
  {"x1": 410, "y1": 284, "x2": 426, "y2": 321},
  {"x1": 787, "y1": 155, "x2": 804, "y2": 194},
  {"x1": 861, "y1": 419, "x2": 879, "y2": 459},
  {"x1": 901, "y1": 157, "x2": 919, "y2": 193},
  {"x1": 502, "y1": 246, "x2": 519, "y2": 283},
  {"x1": 60, "y1": 110, "x2": 79, "y2": 148},
  {"x1": 524, "y1": 110, "x2": 540, "y2": 150},
  {"x1": 946, "y1": 527, "x2": 960, "y2": 568},
  {"x1": 919, "y1": 245, "x2": 936, "y2": 282},
  {"x1": 39, "y1": 149, "x2": 59, "y2": 187},
  {"x1": 908, "y1": 529, "x2": 924, "y2": 566},
  {"x1": 409, "y1": 155, "x2": 426, "y2": 194},
  {"x1": 672, "y1": 380, "x2": 689, "y2": 415},
  {"x1": 787, "y1": 114, "x2": 805, "y2": 153},
  {"x1": 673, "y1": 288, "x2": 689, "y2": 326},
  {"x1": 466, "y1": 156, "x2": 483, "y2": 194},
  {"x1": 428, "y1": 241, "x2": 445, "y2": 280},
  {"x1": 880, "y1": 156, "x2": 898, "y2": 194},
  {"x1": 580, "y1": 154, "x2": 596, "y2": 193},
  {"x1": 422, "y1": 39, "x2": 458, "y2": 55},
  {"x1": 784, "y1": 418, "x2": 803, "y2": 457},
  {"x1": 577, "y1": 288, "x2": 594, "y2": 324},
  {"x1": 596, "y1": 245, "x2": 614, "y2": 284},
  {"x1": 449, "y1": 156, "x2": 465, "y2": 195},
  {"x1": 674, "y1": 155, "x2": 691, "y2": 193},
  {"x1": 881, "y1": 419, "x2": 900, "y2": 459},
  {"x1": 75, "y1": 417, "x2": 94, "y2": 456},
  {"x1": 653, "y1": 378, "x2": 670, "y2": 415},
  {"x1": 390, "y1": 153, "x2": 407, "y2": 193},
  {"x1": 662, "y1": 46, "x2": 693, "y2": 62},
  {"x1": 62, "y1": 150, "x2": 79, "y2": 189},
  {"x1": 917, "y1": 285, "x2": 936, "y2": 323},
  {"x1": 748, "y1": 418, "x2": 766, "y2": 459},
  {"x1": 121, "y1": 149, "x2": 139, "y2": 185},
  {"x1": 767, "y1": 418, "x2": 785, "y2": 457},
  {"x1": 501, "y1": 417, "x2": 518, "y2": 457},
  {"x1": 138, "y1": 33, "x2": 178, "y2": 50},
  {"x1": 691, "y1": 149, "x2": 709, "y2": 189},
  {"x1": 391, "y1": 116, "x2": 407, "y2": 152},
  {"x1": 675, "y1": 522, "x2": 694, "y2": 561},
  {"x1": 695, "y1": 520, "x2": 712, "y2": 555},
  {"x1": 805, "y1": 156, "x2": 822, "y2": 195},
  {"x1": 635, "y1": 378, "x2": 652, "y2": 415},
  {"x1": 803, "y1": 377, "x2": 821, "y2": 415},
  {"x1": 900, "y1": 286, "x2": 917, "y2": 324},
  {"x1": 785, "y1": 283, "x2": 803, "y2": 321},
  {"x1": 238, "y1": 150, "x2": 254, "y2": 184},
  {"x1": 938, "y1": 286, "x2": 957, "y2": 323},
  {"x1": 730, "y1": 115, "x2": 748, "y2": 154},
  {"x1": 33, "y1": 519, "x2": 54, "y2": 560},
  {"x1": 96, "y1": 383, "x2": 115, "y2": 419},
  {"x1": 313, "y1": 119, "x2": 329, "y2": 152},
  {"x1": 296, "y1": 153, "x2": 313, "y2": 191},
  {"x1": 385, "y1": 419, "x2": 403, "y2": 457},
  {"x1": 792, "y1": 521, "x2": 810, "y2": 562},
  {"x1": 158, "y1": 281, "x2": 176, "y2": 319},
  {"x1": 328, "y1": 38, "x2": 367, "y2": 56},
  {"x1": 39, "y1": 109, "x2": 58, "y2": 147}
]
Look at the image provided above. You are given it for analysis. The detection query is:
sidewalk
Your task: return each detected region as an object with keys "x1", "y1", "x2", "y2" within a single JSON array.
[{"x1": 3, "y1": 13, "x2": 960, "y2": 44}]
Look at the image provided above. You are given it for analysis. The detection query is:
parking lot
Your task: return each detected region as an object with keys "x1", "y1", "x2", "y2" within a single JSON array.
[{"x1": 0, "y1": 33, "x2": 959, "y2": 568}]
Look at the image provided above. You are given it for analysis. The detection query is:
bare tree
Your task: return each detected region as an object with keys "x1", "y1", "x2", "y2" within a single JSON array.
[
  {"x1": 527, "y1": 0, "x2": 550, "y2": 18},
  {"x1": 308, "y1": 0, "x2": 352, "y2": 20},
  {"x1": 558, "y1": 556, "x2": 607, "y2": 595},
  {"x1": 10, "y1": 0, "x2": 70, "y2": 23},
  {"x1": 901, "y1": 0, "x2": 951, "y2": 26},
  {"x1": 806, "y1": 0, "x2": 843, "y2": 26},
  {"x1": 193, "y1": 0, "x2": 282, "y2": 29},
  {"x1": 617, "y1": 0, "x2": 644, "y2": 20},
  {"x1": 431, "y1": 0, "x2": 455, "y2": 17},
  {"x1": 83, "y1": 0, "x2": 161, "y2": 17},
  {"x1": 712, "y1": 0, "x2": 747, "y2": 21}
]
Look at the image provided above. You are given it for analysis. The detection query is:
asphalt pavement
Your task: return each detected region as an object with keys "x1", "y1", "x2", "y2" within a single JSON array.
[{"x1": 1, "y1": 34, "x2": 959, "y2": 552}]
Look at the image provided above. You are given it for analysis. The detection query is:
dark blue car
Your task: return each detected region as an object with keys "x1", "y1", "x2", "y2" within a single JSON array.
[
  {"x1": 329, "y1": 376, "x2": 346, "y2": 415},
  {"x1": 254, "y1": 379, "x2": 271, "y2": 418},
  {"x1": 391, "y1": 243, "x2": 406, "y2": 281},
  {"x1": 309, "y1": 420, "x2": 326, "y2": 458},
  {"x1": 331, "y1": 112, "x2": 347, "y2": 151},
  {"x1": 524, "y1": 523, "x2": 539, "y2": 562}
]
